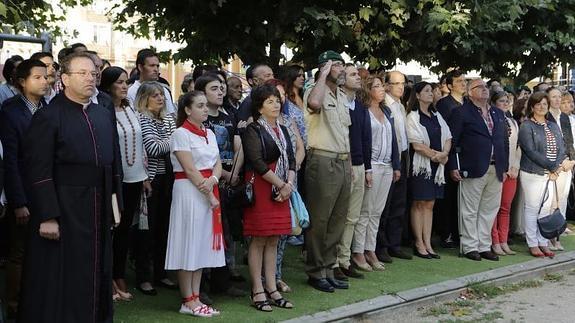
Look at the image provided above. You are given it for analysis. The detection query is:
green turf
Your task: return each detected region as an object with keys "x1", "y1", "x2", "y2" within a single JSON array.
[{"x1": 114, "y1": 235, "x2": 575, "y2": 322}]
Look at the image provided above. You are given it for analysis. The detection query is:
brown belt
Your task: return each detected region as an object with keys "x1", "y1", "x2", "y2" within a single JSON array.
[{"x1": 309, "y1": 148, "x2": 349, "y2": 161}]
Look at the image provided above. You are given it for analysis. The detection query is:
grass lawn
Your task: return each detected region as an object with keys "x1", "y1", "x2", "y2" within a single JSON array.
[{"x1": 114, "y1": 234, "x2": 575, "y2": 322}]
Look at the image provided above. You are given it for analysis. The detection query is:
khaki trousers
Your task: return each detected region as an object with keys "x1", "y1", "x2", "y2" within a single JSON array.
[
  {"x1": 459, "y1": 166, "x2": 503, "y2": 254},
  {"x1": 336, "y1": 164, "x2": 365, "y2": 268},
  {"x1": 353, "y1": 164, "x2": 393, "y2": 253},
  {"x1": 305, "y1": 153, "x2": 351, "y2": 279}
]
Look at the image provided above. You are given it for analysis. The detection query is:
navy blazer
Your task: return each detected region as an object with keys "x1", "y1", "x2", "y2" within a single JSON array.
[
  {"x1": 447, "y1": 100, "x2": 509, "y2": 181},
  {"x1": 0, "y1": 95, "x2": 40, "y2": 207}
]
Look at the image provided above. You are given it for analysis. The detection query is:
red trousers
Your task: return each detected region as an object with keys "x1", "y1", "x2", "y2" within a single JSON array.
[{"x1": 492, "y1": 177, "x2": 517, "y2": 244}]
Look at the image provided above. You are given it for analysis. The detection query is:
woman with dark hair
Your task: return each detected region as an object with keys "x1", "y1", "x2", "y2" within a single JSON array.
[
  {"x1": 406, "y1": 82, "x2": 452, "y2": 259},
  {"x1": 518, "y1": 92, "x2": 572, "y2": 257},
  {"x1": 242, "y1": 84, "x2": 295, "y2": 312},
  {"x1": 490, "y1": 91, "x2": 520, "y2": 256},
  {"x1": 164, "y1": 90, "x2": 224, "y2": 317},
  {"x1": 0, "y1": 55, "x2": 24, "y2": 105},
  {"x1": 99, "y1": 67, "x2": 151, "y2": 301},
  {"x1": 263, "y1": 78, "x2": 305, "y2": 292},
  {"x1": 135, "y1": 81, "x2": 177, "y2": 295}
]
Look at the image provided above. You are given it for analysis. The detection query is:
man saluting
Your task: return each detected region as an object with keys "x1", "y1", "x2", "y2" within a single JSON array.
[{"x1": 18, "y1": 52, "x2": 122, "y2": 323}]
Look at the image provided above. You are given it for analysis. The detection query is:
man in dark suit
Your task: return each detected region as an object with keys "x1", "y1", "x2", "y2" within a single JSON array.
[
  {"x1": 0, "y1": 58, "x2": 48, "y2": 318},
  {"x1": 448, "y1": 79, "x2": 509, "y2": 262}
]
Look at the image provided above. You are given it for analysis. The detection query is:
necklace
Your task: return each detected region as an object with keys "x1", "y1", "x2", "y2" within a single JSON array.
[{"x1": 116, "y1": 106, "x2": 137, "y2": 166}]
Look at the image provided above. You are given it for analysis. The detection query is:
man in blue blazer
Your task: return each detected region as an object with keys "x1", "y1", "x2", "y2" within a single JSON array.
[
  {"x1": 0, "y1": 59, "x2": 48, "y2": 317},
  {"x1": 447, "y1": 79, "x2": 509, "y2": 261}
]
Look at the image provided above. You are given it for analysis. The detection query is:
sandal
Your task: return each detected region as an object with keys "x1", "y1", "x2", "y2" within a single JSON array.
[
  {"x1": 265, "y1": 289, "x2": 293, "y2": 309},
  {"x1": 277, "y1": 279, "x2": 292, "y2": 293},
  {"x1": 179, "y1": 294, "x2": 215, "y2": 317},
  {"x1": 251, "y1": 291, "x2": 272, "y2": 312}
]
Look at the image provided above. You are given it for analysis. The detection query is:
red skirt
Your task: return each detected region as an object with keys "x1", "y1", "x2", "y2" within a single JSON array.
[{"x1": 242, "y1": 163, "x2": 291, "y2": 237}]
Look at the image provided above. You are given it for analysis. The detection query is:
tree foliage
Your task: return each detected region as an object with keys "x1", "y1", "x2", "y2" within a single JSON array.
[{"x1": 115, "y1": 0, "x2": 575, "y2": 83}]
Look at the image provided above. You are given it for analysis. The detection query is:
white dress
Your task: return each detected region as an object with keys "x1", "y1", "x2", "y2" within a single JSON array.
[{"x1": 164, "y1": 127, "x2": 225, "y2": 271}]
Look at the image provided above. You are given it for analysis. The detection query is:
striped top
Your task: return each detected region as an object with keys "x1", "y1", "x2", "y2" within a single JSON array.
[
  {"x1": 140, "y1": 114, "x2": 176, "y2": 180},
  {"x1": 535, "y1": 120, "x2": 558, "y2": 162}
]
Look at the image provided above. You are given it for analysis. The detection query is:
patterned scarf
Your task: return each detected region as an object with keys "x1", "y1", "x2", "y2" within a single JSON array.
[{"x1": 257, "y1": 118, "x2": 289, "y2": 196}]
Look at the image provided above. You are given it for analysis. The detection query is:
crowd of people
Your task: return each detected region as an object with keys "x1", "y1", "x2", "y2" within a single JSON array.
[{"x1": 0, "y1": 44, "x2": 574, "y2": 321}]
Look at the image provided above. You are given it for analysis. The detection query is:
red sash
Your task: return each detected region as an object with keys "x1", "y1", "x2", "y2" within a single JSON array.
[{"x1": 174, "y1": 169, "x2": 224, "y2": 250}]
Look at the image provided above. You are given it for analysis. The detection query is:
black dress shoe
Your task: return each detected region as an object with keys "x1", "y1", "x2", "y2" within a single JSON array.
[
  {"x1": 480, "y1": 251, "x2": 500, "y2": 261},
  {"x1": 440, "y1": 235, "x2": 458, "y2": 249},
  {"x1": 389, "y1": 248, "x2": 413, "y2": 260},
  {"x1": 464, "y1": 251, "x2": 481, "y2": 261},
  {"x1": 326, "y1": 277, "x2": 349, "y2": 289},
  {"x1": 376, "y1": 249, "x2": 393, "y2": 263},
  {"x1": 307, "y1": 278, "x2": 334, "y2": 293},
  {"x1": 341, "y1": 266, "x2": 364, "y2": 279},
  {"x1": 333, "y1": 267, "x2": 349, "y2": 281},
  {"x1": 413, "y1": 248, "x2": 432, "y2": 259}
]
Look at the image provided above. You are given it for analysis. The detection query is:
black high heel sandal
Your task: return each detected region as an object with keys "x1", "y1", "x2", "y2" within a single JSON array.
[
  {"x1": 251, "y1": 291, "x2": 272, "y2": 312},
  {"x1": 265, "y1": 289, "x2": 293, "y2": 309}
]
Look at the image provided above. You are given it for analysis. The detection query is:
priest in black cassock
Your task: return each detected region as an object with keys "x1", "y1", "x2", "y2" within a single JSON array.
[{"x1": 18, "y1": 52, "x2": 123, "y2": 323}]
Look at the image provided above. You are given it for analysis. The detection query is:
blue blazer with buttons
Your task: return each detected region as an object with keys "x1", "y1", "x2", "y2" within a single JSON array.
[{"x1": 447, "y1": 100, "x2": 509, "y2": 181}]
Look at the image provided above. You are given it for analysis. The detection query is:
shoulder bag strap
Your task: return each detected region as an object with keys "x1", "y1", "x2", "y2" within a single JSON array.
[{"x1": 538, "y1": 179, "x2": 551, "y2": 216}]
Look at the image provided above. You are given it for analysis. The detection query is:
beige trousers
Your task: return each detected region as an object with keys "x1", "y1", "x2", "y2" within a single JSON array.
[
  {"x1": 352, "y1": 164, "x2": 393, "y2": 253},
  {"x1": 336, "y1": 165, "x2": 365, "y2": 268},
  {"x1": 459, "y1": 165, "x2": 503, "y2": 254}
]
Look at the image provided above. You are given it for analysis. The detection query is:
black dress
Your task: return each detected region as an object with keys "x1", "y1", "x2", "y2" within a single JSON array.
[
  {"x1": 18, "y1": 93, "x2": 122, "y2": 323},
  {"x1": 409, "y1": 110, "x2": 444, "y2": 200}
]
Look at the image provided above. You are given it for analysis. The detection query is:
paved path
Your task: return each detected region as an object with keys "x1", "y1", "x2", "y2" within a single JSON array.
[{"x1": 385, "y1": 269, "x2": 575, "y2": 323}]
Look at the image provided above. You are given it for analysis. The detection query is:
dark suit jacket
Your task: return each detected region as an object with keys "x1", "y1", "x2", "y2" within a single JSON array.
[
  {"x1": 546, "y1": 112, "x2": 575, "y2": 160},
  {"x1": 447, "y1": 100, "x2": 509, "y2": 181},
  {"x1": 0, "y1": 95, "x2": 41, "y2": 207}
]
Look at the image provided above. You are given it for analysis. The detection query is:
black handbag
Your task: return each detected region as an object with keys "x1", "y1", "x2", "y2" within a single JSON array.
[
  {"x1": 537, "y1": 179, "x2": 567, "y2": 240},
  {"x1": 223, "y1": 128, "x2": 267, "y2": 208}
]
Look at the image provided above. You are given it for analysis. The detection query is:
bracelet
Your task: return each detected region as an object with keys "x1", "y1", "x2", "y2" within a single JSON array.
[
  {"x1": 210, "y1": 175, "x2": 219, "y2": 183},
  {"x1": 279, "y1": 182, "x2": 287, "y2": 190}
]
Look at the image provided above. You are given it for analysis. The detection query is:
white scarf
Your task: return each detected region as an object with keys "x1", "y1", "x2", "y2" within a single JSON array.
[
  {"x1": 406, "y1": 110, "x2": 452, "y2": 185},
  {"x1": 257, "y1": 118, "x2": 289, "y2": 195}
]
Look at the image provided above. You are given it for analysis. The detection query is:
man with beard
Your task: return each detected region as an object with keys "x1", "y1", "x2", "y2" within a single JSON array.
[
  {"x1": 304, "y1": 51, "x2": 352, "y2": 292},
  {"x1": 18, "y1": 52, "x2": 123, "y2": 323}
]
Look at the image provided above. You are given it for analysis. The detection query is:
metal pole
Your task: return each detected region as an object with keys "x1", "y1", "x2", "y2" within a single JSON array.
[{"x1": 0, "y1": 32, "x2": 52, "y2": 53}]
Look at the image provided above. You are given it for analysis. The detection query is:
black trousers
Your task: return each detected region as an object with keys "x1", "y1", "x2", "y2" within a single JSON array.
[
  {"x1": 376, "y1": 150, "x2": 408, "y2": 253},
  {"x1": 113, "y1": 181, "x2": 142, "y2": 279},
  {"x1": 433, "y1": 175, "x2": 460, "y2": 242},
  {"x1": 134, "y1": 173, "x2": 173, "y2": 284}
]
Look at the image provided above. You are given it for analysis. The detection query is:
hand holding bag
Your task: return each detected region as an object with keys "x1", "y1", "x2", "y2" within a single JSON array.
[{"x1": 537, "y1": 179, "x2": 567, "y2": 240}]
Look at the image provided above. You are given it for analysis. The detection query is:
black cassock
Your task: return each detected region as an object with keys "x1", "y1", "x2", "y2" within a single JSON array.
[{"x1": 18, "y1": 93, "x2": 122, "y2": 323}]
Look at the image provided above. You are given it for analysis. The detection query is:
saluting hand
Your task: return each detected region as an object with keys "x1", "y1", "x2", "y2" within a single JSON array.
[
  {"x1": 39, "y1": 218, "x2": 60, "y2": 240},
  {"x1": 319, "y1": 60, "x2": 333, "y2": 79}
]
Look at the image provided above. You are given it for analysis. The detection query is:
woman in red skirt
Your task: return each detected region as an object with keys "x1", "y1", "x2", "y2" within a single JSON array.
[{"x1": 242, "y1": 84, "x2": 296, "y2": 312}]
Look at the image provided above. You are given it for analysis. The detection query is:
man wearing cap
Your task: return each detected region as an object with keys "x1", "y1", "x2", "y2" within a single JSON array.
[{"x1": 304, "y1": 50, "x2": 352, "y2": 292}]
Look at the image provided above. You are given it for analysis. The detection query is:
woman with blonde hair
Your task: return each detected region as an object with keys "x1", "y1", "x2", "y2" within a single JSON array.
[{"x1": 134, "y1": 81, "x2": 177, "y2": 295}]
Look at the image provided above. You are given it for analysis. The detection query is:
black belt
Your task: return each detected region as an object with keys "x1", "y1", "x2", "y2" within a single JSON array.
[{"x1": 54, "y1": 164, "x2": 109, "y2": 186}]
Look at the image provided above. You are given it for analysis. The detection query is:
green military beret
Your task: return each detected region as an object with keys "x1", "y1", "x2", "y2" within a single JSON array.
[{"x1": 318, "y1": 50, "x2": 345, "y2": 65}]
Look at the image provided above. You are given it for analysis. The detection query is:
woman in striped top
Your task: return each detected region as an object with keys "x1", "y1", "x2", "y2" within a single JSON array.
[
  {"x1": 518, "y1": 92, "x2": 572, "y2": 258},
  {"x1": 134, "y1": 81, "x2": 177, "y2": 295}
]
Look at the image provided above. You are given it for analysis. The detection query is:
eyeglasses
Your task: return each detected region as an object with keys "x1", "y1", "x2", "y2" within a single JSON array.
[
  {"x1": 331, "y1": 61, "x2": 344, "y2": 67},
  {"x1": 67, "y1": 70, "x2": 98, "y2": 78},
  {"x1": 470, "y1": 84, "x2": 488, "y2": 91}
]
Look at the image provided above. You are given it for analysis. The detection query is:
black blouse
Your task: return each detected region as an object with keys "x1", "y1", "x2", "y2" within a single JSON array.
[{"x1": 241, "y1": 122, "x2": 296, "y2": 175}]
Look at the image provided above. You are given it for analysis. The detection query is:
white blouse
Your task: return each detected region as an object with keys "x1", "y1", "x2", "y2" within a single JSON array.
[{"x1": 116, "y1": 107, "x2": 148, "y2": 183}]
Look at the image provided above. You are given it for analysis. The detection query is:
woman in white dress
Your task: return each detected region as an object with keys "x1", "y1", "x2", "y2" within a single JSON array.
[{"x1": 165, "y1": 91, "x2": 225, "y2": 317}]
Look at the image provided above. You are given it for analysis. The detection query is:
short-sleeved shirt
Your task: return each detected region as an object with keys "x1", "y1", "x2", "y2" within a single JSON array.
[
  {"x1": 170, "y1": 127, "x2": 219, "y2": 172},
  {"x1": 303, "y1": 86, "x2": 351, "y2": 153},
  {"x1": 203, "y1": 109, "x2": 237, "y2": 171}
]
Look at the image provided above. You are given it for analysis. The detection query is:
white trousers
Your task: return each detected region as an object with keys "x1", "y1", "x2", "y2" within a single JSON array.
[
  {"x1": 352, "y1": 164, "x2": 393, "y2": 252},
  {"x1": 520, "y1": 171, "x2": 558, "y2": 247},
  {"x1": 458, "y1": 166, "x2": 503, "y2": 254}
]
